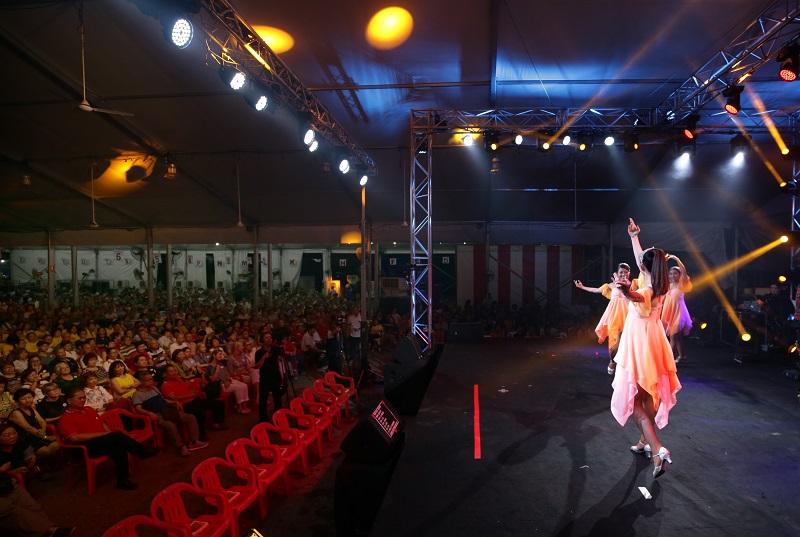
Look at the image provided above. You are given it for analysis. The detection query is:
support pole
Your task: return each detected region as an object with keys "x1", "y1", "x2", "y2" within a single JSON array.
[
  {"x1": 46, "y1": 233, "x2": 55, "y2": 312},
  {"x1": 166, "y1": 244, "x2": 173, "y2": 309},
  {"x1": 253, "y1": 227, "x2": 260, "y2": 312},
  {"x1": 146, "y1": 230, "x2": 154, "y2": 308},
  {"x1": 71, "y1": 246, "x2": 78, "y2": 307}
]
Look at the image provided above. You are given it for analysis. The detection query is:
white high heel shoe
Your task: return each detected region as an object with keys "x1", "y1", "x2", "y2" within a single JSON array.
[
  {"x1": 630, "y1": 441, "x2": 651, "y2": 459},
  {"x1": 652, "y1": 447, "x2": 672, "y2": 478}
]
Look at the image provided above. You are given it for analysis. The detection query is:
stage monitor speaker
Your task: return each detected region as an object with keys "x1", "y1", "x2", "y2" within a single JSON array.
[
  {"x1": 340, "y1": 399, "x2": 404, "y2": 464},
  {"x1": 384, "y1": 362, "x2": 433, "y2": 416},
  {"x1": 449, "y1": 322, "x2": 484, "y2": 343},
  {"x1": 392, "y1": 334, "x2": 423, "y2": 365}
]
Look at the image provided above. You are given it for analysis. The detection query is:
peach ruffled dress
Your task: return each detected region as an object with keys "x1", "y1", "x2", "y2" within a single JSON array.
[{"x1": 610, "y1": 286, "x2": 681, "y2": 429}]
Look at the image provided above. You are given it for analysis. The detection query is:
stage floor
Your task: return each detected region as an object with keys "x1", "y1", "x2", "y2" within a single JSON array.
[{"x1": 370, "y1": 338, "x2": 800, "y2": 537}]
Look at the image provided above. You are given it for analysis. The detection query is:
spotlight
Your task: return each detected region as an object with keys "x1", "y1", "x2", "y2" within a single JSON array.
[
  {"x1": 677, "y1": 139, "x2": 695, "y2": 156},
  {"x1": 700, "y1": 322, "x2": 708, "y2": 330},
  {"x1": 483, "y1": 131, "x2": 500, "y2": 152},
  {"x1": 741, "y1": 333, "x2": 751, "y2": 342},
  {"x1": 461, "y1": 134, "x2": 474, "y2": 146},
  {"x1": 164, "y1": 17, "x2": 193, "y2": 49},
  {"x1": 577, "y1": 131, "x2": 593, "y2": 152},
  {"x1": 164, "y1": 161, "x2": 177, "y2": 179},
  {"x1": 359, "y1": 174, "x2": 369, "y2": 186},
  {"x1": 623, "y1": 132, "x2": 639, "y2": 152},
  {"x1": 722, "y1": 84, "x2": 744, "y2": 115},
  {"x1": 219, "y1": 67, "x2": 247, "y2": 90},
  {"x1": 603, "y1": 134, "x2": 615, "y2": 146},
  {"x1": 730, "y1": 133, "x2": 750, "y2": 156},
  {"x1": 490, "y1": 155, "x2": 501, "y2": 174},
  {"x1": 338, "y1": 157, "x2": 351, "y2": 174},
  {"x1": 777, "y1": 43, "x2": 800, "y2": 81},
  {"x1": 243, "y1": 90, "x2": 270, "y2": 111},
  {"x1": 514, "y1": 134, "x2": 523, "y2": 146},
  {"x1": 681, "y1": 114, "x2": 700, "y2": 140},
  {"x1": 537, "y1": 129, "x2": 554, "y2": 152},
  {"x1": 562, "y1": 134, "x2": 571, "y2": 146},
  {"x1": 782, "y1": 145, "x2": 800, "y2": 161},
  {"x1": 781, "y1": 235, "x2": 789, "y2": 243},
  {"x1": 779, "y1": 275, "x2": 788, "y2": 282}
]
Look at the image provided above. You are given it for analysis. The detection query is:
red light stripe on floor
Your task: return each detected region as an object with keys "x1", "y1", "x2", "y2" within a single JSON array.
[{"x1": 474, "y1": 384, "x2": 481, "y2": 459}]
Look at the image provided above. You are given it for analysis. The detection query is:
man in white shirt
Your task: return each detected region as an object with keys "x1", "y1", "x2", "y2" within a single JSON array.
[
  {"x1": 347, "y1": 307, "x2": 362, "y2": 368},
  {"x1": 300, "y1": 324, "x2": 322, "y2": 373}
]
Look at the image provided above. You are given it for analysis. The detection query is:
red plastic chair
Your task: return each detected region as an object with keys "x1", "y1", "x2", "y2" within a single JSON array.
[
  {"x1": 55, "y1": 428, "x2": 113, "y2": 496},
  {"x1": 303, "y1": 387, "x2": 342, "y2": 428},
  {"x1": 272, "y1": 408, "x2": 323, "y2": 460},
  {"x1": 101, "y1": 408, "x2": 157, "y2": 447},
  {"x1": 250, "y1": 421, "x2": 307, "y2": 476},
  {"x1": 150, "y1": 483, "x2": 231, "y2": 537},
  {"x1": 313, "y1": 378, "x2": 351, "y2": 419},
  {"x1": 192, "y1": 457, "x2": 266, "y2": 537},
  {"x1": 7, "y1": 470, "x2": 24, "y2": 489},
  {"x1": 101, "y1": 514, "x2": 191, "y2": 537},
  {"x1": 325, "y1": 371, "x2": 359, "y2": 405},
  {"x1": 290, "y1": 397, "x2": 334, "y2": 442},
  {"x1": 224, "y1": 438, "x2": 290, "y2": 496}
]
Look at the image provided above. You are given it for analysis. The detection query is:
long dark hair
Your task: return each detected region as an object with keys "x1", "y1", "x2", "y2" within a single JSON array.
[{"x1": 641, "y1": 248, "x2": 669, "y2": 297}]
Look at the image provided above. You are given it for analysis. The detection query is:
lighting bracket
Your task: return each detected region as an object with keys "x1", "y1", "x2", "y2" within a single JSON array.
[{"x1": 195, "y1": 0, "x2": 375, "y2": 173}]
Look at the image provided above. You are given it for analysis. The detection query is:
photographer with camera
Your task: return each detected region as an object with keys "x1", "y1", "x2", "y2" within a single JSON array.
[
  {"x1": 204, "y1": 349, "x2": 250, "y2": 415},
  {"x1": 254, "y1": 332, "x2": 286, "y2": 422}
]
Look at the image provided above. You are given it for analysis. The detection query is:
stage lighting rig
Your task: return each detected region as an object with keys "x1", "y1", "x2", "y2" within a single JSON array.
[
  {"x1": 538, "y1": 129, "x2": 554, "y2": 152},
  {"x1": 483, "y1": 131, "x2": 500, "y2": 152},
  {"x1": 722, "y1": 84, "x2": 744, "y2": 115},
  {"x1": 730, "y1": 133, "x2": 750, "y2": 156},
  {"x1": 777, "y1": 42, "x2": 800, "y2": 81},
  {"x1": 623, "y1": 132, "x2": 639, "y2": 152},
  {"x1": 681, "y1": 114, "x2": 700, "y2": 140}
]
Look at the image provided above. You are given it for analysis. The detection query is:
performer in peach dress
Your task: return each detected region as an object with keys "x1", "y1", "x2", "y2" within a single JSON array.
[
  {"x1": 610, "y1": 218, "x2": 681, "y2": 479},
  {"x1": 574, "y1": 263, "x2": 638, "y2": 375},
  {"x1": 660, "y1": 256, "x2": 693, "y2": 363}
]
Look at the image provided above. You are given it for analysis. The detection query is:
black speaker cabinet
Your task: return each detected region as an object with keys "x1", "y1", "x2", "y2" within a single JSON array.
[
  {"x1": 391, "y1": 334, "x2": 423, "y2": 365},
  {"x1": 449, "y1": 322, "x2": 484, "y2": 343}
]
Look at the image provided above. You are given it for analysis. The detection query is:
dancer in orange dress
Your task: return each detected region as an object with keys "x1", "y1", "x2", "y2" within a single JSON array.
[
  {"x1": 610, "y1": 218, "x2": 681, "y2": 478},
  {"x1": 661, "y1": 256, "x2": 693, "y2": 364},
  {"x1": 574, "y1": 263, "x2": 638, "y2": 375}
]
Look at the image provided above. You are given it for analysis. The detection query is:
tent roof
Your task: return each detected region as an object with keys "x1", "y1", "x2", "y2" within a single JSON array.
[{"x1": 0, "y1": 0, "x2": 798, "y2": 238}]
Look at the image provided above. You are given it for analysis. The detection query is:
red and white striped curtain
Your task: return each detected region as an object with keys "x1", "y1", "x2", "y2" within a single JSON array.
[{"x1": 456, "y1": 245, "x2": 586, "y2": 309}]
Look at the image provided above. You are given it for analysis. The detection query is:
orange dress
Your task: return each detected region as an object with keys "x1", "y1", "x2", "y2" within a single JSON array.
[
  {"x1": 594, "y1": 280, "x2": 638, "y2": 352},
  {"x1": 610, "y1": 286, "x2": 681, "y2": 429}
]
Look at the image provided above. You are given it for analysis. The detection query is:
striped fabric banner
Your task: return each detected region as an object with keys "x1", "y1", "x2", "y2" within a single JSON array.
[{"x1": 456, "y1": 245, "x2": 581, "y2": 308}]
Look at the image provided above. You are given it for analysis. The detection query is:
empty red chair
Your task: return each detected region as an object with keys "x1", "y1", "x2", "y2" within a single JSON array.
[
  {"x1": 101, "y1": 514, "x2": 191, "y2": 537},
  {"x1": 250, "y1": 421, "x2": 307, "y2": 476},
  {"x1": 192, "y1": 457, "x2": 266, "y2": 537},
  {"x1": 325, "y1": 370, "x2": 359, "y2": 405},
  {"x1": 303, "y1": 387, "x2": 342, "y2": 428},
  {"x1": 272, "y1": 408, "x2": 323, "y2": 459},
  {"x1": 313, "y1": 378, "x2": 351, "y2": 419},
  {"x1": 101, "y1": 408, "x2": 157, "y2": 447},
  {"x1": 150, "y1": 483, "x2": 231, "y2": 537},
  {"x1": 290, "y1": 397, "x2": 334, "y2": 442},
  {"x1": 224, "y1": 438, "x2": 290, "y2": 496}
]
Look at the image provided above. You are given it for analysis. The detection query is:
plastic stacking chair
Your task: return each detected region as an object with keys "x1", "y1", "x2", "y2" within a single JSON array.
[
  {"x1": 55, "y1": 428, "x2": 113, "y2": 496},
  {"x1": 7, "y1": 470, "x2": 24, "y2": 489},
  {"x1": 101, "y1": 408, "x2": 157, "y2": 447},
  {"x1": 250, "y1": 421, "x2": 307, "y2": 476},
  {"x1": 224, "y1": 438, "x2": 290, "y2": 496},
  {"x1": 325, "y1": 370, "x2": 359, "y2": 405},
  {"x1": 290, "y1": 397, "x2": 334, "y2": 442},
  {"x1": 192, "y1": 457, "x2": 266, "y2": 537},
  {"x1": 303, "y1": 387, "x2": 342, "y2": 428},
  {"x1": 150, "y1": 483, "x2": 231, "y2": 537},
  {"x1": 313, "y1": 378, "x2": 351, "y2": 419},
  {"x1": 272, "y1": 408, "x2": 323, "y2": 460},
  {"x1": 101, "y1": 514, "x2": 191, "y2": 537}
]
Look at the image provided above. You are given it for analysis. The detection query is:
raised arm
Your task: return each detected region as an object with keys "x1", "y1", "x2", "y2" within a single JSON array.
[
  {"x1": 628, "y1": 218, "x2": 643, "y2": 266},
  {"x1": 573, "y1": 280, "x2": 603, "y2": 294},
  {"x1": 669, "y1": 255, "x2": 692, "y2": 292}
]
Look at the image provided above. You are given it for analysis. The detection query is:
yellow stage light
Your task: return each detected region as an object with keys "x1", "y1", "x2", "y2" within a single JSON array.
[
  {"x1": 700, "y1": 322, "x2": 708, "y2": 330},
  {"x1": 741, "y1": 333, "x2": 751, "y2": 342},
  {"x1": 779, "y1": 275, "x2": 788, "y2": 282},
  {"x1": 366, "y1": 7, "x2": 414, "y2": 50},
  {"x1": 252, "y1": 26, "x2": 295, "y2": 54},
  {"x1": 781, "y1": 235, "x2": 789, "y2": 243}
]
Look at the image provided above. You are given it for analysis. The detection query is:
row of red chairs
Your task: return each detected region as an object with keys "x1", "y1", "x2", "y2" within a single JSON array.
[{"x1": 100, "y1": 371, "x2": 358, "y2": 537}]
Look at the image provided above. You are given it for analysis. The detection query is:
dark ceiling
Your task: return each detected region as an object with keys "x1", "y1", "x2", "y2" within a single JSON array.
[{"x1": 0, "y1": 0, "x2": 798, "y2": 235}]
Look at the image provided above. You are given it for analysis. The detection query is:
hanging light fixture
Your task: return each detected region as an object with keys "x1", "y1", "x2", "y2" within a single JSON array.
[
  {"x1": 235, "y1": 159, "x2": 244, "y2": 227},
  {"x1": 722, "y1": 84, "x2": 744, "y2": 115}
]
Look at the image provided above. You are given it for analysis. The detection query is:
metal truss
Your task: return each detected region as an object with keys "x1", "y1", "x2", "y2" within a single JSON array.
[
  {"x1": 411, "y1": 107, "x2": 797, "y2": 137},
  {"x1": 657, "y1": 0, "x2": 800, "y2": 122},
  {"x1": 197, "y1": 0, "x2": 375, "y2": 172},
  {"x1": 409, "y1": 120, "x2": 433, "y2": 354}
]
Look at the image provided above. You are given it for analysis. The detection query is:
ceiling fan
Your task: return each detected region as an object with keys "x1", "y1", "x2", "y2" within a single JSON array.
[{"x1": 76, "y1": 1, "x2": 133, "y2": 117}]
